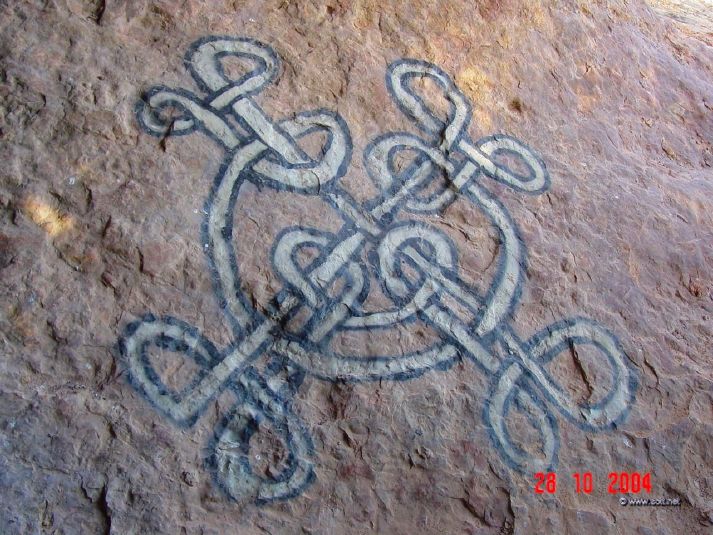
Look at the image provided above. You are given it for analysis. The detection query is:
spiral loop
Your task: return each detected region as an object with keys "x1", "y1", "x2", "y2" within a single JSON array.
[{"x1": 376, "y1": 222, "x2": 457, "y2": 304}]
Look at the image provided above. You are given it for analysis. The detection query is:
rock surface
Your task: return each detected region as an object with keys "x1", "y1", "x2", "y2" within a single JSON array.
[
  {"x1": 1, "y1": 1, "x2": 712, "y2": 534},
  {"x1": 648, "y1": 0, "x2": 713, "y2": 44}
]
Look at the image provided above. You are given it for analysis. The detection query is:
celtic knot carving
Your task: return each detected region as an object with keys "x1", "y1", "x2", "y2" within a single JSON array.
[{"x1": 120, "y1": 36, "x2": 637, "y2": 504}]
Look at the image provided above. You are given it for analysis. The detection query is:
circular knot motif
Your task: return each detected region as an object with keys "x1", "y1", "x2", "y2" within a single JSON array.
[{"x1": 119, "y1": 35, "x2": 638, "y2": 503}]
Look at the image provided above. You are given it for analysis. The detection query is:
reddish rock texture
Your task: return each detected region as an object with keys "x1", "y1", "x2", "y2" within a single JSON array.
[
  {"x1": 1, "y1": 1, "x2": 712, "y2": 534},
  {"x1": 648, "y1": 0, "x2": 713, "y2": 45}
]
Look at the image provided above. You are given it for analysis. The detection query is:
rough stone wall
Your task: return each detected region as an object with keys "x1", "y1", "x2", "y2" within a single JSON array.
[
  {"x1": 0, "y1": 1, "x2": 711, "y2": 534},
  {"x1": 648, "y1": 0, "x2": 713, "y2": 44}
]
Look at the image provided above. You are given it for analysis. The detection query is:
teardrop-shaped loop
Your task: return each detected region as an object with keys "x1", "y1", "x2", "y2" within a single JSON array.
[
  {"x1": 120, "y1": 315, "x2": 221, "y2": 427},
  {"x1": 466, "y1": 134, "x2": 550, "y2": 194},
  {"x1": 386, "y1": 59, "x2": 472, "y2": 152},
  {"x1": 250, "y1": 110, "x2": 352, "y2": 194},
  {"x1": 185, "y1": 36, "x2": 280, "y2": 107},
  {"x1": 377, "y1": 221, "x2": 458, "y2": 305},
  {"x1": 135, "y1": 86, "x2": 241, "y2": 147},
  {"x1": 271, "y1": 227, "x2": 332, "y2": 308},
  {"x1": 209, "y1": 369, "x2": 314, "y2": 504},
  {"x1": 485, "y1": 360, "x2": 559, "y2": 473},
  {"x1": 363, "y1": 132, "x2": 458, "y2": 214},
  {"x1": 521, "y1": 319, "x2": 636, "y2": 431}
]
